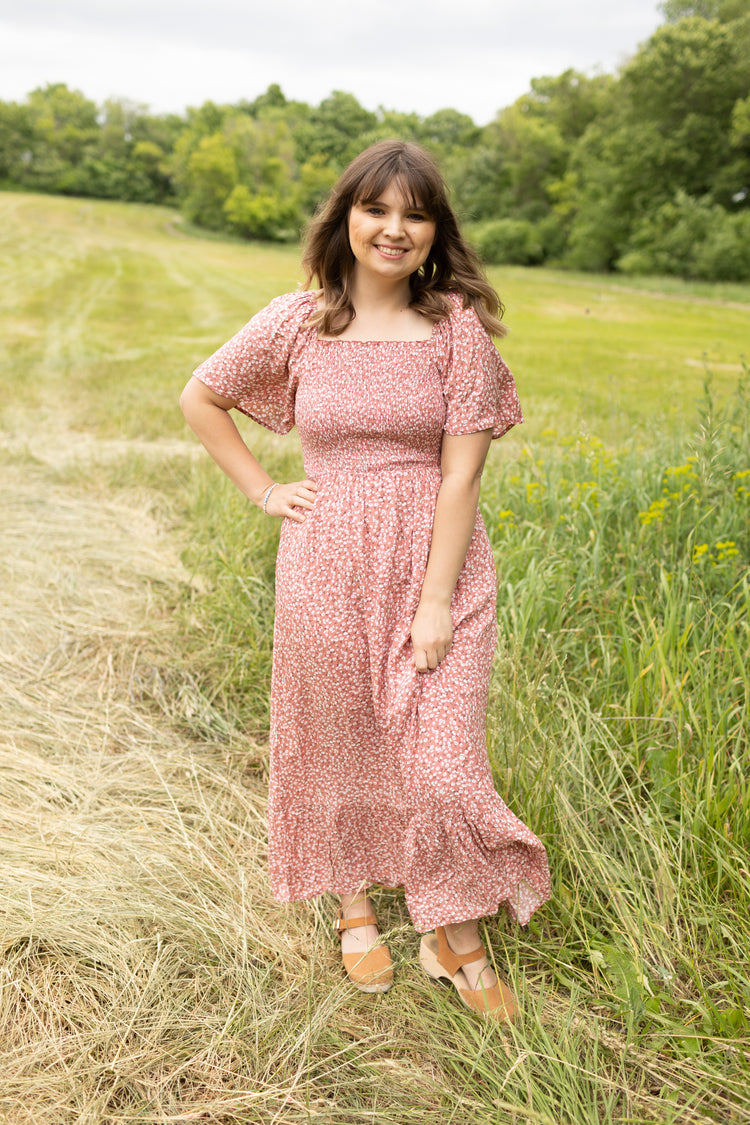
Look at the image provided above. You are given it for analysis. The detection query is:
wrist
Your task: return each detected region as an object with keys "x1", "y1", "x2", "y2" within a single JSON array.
[
  {"x1": 259, "y1": 482, "x2": 278, "y2": 513},
  {"x1": 417, "y1": 591, "x2": 452, "y2": 611}
]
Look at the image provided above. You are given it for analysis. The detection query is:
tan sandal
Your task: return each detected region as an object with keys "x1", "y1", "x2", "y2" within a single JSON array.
[
  {"x1": 420, "y1": 925, "x2": 517, "y2": 1022},
  {"x1": 336, "y1": 908, "x2": 393, "y2": 993}
]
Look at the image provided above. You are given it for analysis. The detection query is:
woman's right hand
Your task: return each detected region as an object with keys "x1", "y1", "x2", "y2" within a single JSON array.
[{"x1": 263, "y1": 479, "x2": 318, "y2": 522}]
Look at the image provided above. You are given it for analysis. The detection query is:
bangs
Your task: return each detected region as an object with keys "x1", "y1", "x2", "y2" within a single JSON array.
[{"x1": 352, "y1": 162, "x2": 441, "y2": 217}]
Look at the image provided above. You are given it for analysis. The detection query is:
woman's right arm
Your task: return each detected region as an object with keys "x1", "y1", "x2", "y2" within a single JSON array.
[{"x1": 179, "y1": 376, "x2": 317, "y2": 522}]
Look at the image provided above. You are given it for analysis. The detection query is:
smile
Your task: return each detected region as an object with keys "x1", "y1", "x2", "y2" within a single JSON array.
[{"x1": 376, "y1": 245, "x2": 408, "y2": 257}]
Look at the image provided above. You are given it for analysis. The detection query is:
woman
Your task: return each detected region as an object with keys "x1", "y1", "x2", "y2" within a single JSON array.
[{"x1": 180, "y1": 140, "x2": 550, "y2": 1021}]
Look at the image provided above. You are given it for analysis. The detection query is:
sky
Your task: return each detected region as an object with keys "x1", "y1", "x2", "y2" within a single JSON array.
[{"x1": 0, "y1": 0, "x2": 666, "y2": 125}]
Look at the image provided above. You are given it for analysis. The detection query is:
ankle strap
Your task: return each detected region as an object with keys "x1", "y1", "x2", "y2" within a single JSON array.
[
  {"x1": 336, "y1": 908, "x2": 378, "y2": 933},
  {"x1": 436, "y1": 926, "x2": 486, "y2": 976}
]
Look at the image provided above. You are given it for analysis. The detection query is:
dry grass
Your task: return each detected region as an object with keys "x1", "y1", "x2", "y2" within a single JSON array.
[{"x1": 0, "y1": 447, "x2": 274, "y2": 1122}]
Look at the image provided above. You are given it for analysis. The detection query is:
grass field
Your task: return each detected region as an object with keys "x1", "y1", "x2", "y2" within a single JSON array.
[{"x1": 1, "y1": 192, "x2": 748, "y2": 1124}]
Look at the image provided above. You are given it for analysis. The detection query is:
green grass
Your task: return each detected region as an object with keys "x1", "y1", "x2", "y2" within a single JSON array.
[
  {"x1": 492, "y1": 265, "x2": 749, "y2": 441},
  {"x1": 1, "y1": 192, "x2": 748, "y2": 444},
  {"x1": 1, "y1": 191, "x2": 749, "y2": 1124}
]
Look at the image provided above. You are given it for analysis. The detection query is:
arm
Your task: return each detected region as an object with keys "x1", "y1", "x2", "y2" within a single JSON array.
[
  {"x1": 179, "y1": 376, "x2": 317, "y2": 521},
  {"x1": 410, "y1": 429, "x2": 493, "y2": 672}
]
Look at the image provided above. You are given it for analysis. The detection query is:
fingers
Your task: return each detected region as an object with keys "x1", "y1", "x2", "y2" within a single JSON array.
[
  {"x1": 265, "y1": 479, "x2": 319, "y2": 521},
  {"x1": 288, "y1": 480, "x2": 317, "y2": 521},
  {"x1": 412, "y1": 641, "x2": 452, "y2": 673},
  {"x1": 291, "y1": 480, "x2": 318, "y2": 506},
  {"x1": 410, "y1": 602, "x2": 453, "y2": 673},
  {"x1": 289, "y1": 492, "x2": 315, "y2": 511}
]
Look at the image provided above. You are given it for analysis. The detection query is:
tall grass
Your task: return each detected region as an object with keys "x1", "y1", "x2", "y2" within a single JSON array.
[
  {"x1": 169, "y1": 372, "x2": 750, "y2": 1122},
  {"x1": 483, "y1": 371, "x2": 749, "y2": 1061},
  {"x1": 1, "y1": 192, "x2": 749, "y2": 1123}
]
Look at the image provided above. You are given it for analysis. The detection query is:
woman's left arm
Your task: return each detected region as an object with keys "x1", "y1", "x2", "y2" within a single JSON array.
[{"x1": 411, "y1": 429, "x2": 493, "y2": 673}]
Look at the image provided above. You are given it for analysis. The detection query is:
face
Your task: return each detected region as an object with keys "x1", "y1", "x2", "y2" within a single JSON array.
[{"x1": 347, "y1": 181, "x2": 436, "y2": 285}]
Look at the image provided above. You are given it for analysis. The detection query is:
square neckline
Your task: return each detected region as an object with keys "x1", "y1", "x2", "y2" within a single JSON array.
[
  {"x1": 308, "y1": 290, "x2": 439, "y2": 344},
  {"x1": 315, "y1": 334, "x2": 436, "y2": 344}
]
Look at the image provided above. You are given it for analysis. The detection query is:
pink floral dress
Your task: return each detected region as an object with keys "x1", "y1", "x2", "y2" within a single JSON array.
[{"x1": 194, "y1": 291, "x2": 551, "y2": 930}]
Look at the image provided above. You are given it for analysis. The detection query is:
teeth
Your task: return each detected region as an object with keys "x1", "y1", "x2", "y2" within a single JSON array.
[{"x1": 378, "y1": 246, "x2": 405, "y2": 256}]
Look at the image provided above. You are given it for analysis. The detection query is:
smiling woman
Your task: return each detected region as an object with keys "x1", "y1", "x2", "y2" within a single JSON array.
[
  {"x1": 348, "y1": 186, "x2": 436, "y2": 287},
  {"x1": 302, "y1": 140, "x2": 508, "y2": 341},
  {"x1": 179, "y1": 139, "x2": 550, "y2": 1023}
]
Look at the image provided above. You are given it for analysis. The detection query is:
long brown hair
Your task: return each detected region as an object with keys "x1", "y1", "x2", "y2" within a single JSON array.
[{"x1": 302, "y1": 140, "x2": 506, "y2": 338}]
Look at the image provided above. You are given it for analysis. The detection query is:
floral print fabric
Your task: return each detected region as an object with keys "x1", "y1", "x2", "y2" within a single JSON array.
[{"x1": 194, "y1": 291, "x2": 551, "y2": 929}]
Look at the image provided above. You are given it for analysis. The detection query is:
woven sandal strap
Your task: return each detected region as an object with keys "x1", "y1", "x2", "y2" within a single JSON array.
[
  {"x1": 436, "y1": 926, "x2": 487, "y2": 976},
  {"x1": 336, "y1": 910, "x2": 378, "y2": 933}
]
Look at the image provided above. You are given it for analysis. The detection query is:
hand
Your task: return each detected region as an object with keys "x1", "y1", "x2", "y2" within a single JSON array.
[
  {"x1": 264, "y1": 479, "x2": 318, "y2": 522},
  {"x1": 410, "y1": 600, "x2": 453, "y2": 673}
]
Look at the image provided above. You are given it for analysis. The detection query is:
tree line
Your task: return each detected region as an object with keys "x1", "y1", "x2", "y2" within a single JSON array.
[{"x1": 1, "y1": 0, "x2": 748, "y2": 281}]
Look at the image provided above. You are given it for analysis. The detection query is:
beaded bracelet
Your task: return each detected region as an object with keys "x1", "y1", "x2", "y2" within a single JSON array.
[{"x1": 262, "y1": 482, "x2": 279, "y2": 515}]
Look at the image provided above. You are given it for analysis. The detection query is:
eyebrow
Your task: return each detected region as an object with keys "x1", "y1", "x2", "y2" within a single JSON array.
[{"x1": 361, "y1": 198, "x2": 429, "y2": 212}]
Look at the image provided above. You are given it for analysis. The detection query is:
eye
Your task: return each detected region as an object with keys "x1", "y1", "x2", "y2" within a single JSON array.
[
  {"x1": 365, "y1": 206, "x2": 384, "y2": 215},
  {"x1": 407, "y1": 212, "x2": 428, "y2": 222}
]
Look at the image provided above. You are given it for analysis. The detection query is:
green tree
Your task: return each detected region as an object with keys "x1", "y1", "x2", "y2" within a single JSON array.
[
  {"x1": 181, "y1": 133, "x2": 238, "y2": 228},
  {"x1": 449, "y1": 143, "x2": 511, "y2": 223},
  {"x1": 169, "y1": 103, "x2": 232, "y2": 202},
  {"x1": 566, "y1": 17, "x2": 749, "y2": 269},
  {"x1": 297, "y1": 154, "x2": 338, "y2": 213},
  {"x1": 418, "y1": 108, "x2": 479, "y2": 155},
  {"x1": 469, "y1": 217, "x2": 544, "y2": 265},
  {"x1": 492, "y1": 105, "x2": 567, "y2": 215},
  {"x1": 239, "y1": 83, "x2": 288, "y2": 116},
  {"x1": 521, "y1": 70, "x2": 614, "y2": 143},
  {"x1": 660, "y1": 0, "x2": 748, "y2": 21},
  {"x1": 128, "y1": 140, "x2": 172, "y2": 203},
  {"x1": 74, "y1": 98, "x2": 174, "y2": 202},
  {"x1": 0, "y1": 100, "x2": 34, "y2": 184},
  {"x1": 451, "y1": 71, "x2": 613, "y2": 227},
  {"x1": 21, "y1": 83, "x2": 99, "y2": 191},
  {"x1": 301, "y1": 91, "x2": 377, "y2": 165},
  {"x1": 225, "y1": 113, "x2": 297, "y2": 191},
  {"x1": 223, "y1": 184, "x2": 300, "y2": 240},
  {"x1": 619, "y1": 190, "x2": 750, "y2": 279}
]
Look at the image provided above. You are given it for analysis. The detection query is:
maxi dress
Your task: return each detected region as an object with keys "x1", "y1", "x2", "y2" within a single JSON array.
[{"x1": 194, "y1": 290, "x2": 551, "y2": 931}]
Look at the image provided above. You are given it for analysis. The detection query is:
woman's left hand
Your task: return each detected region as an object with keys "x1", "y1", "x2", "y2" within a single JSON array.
[{"x1": 410, "y1": 600, "x2": 453, "y2": 673}]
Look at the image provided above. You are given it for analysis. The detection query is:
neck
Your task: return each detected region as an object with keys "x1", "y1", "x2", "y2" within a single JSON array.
[{"x1": 349, "y1": 271, "x2": 412, "y2": 315}]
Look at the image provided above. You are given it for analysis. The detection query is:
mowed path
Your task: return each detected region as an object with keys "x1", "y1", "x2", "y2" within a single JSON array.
[
  {"x1": 0, "y1": 427, "x2": 300, "y2": 1120},
  {"x1": 0, "y1": 431, "x2": 191, "y2": 767}
]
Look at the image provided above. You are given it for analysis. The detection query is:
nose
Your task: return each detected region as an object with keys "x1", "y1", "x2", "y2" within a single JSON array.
[{"x1": 383, "y1": 210, "x2": 406, "y2": 239}]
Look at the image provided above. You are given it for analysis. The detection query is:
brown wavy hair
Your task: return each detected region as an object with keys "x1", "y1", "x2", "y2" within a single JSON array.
[{"x1": 301, "y1": 140, "x2": 506, "y2": 338}]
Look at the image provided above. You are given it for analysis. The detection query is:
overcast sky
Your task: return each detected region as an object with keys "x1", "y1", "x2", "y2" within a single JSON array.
[{"x1": 0, "y1": 0, "x2": 665, "y2": 124}]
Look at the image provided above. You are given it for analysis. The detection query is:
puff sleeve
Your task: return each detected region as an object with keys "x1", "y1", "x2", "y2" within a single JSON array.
[
  {"x1": 441, "y1": 300, "x2": 523, "y2": 440},
  {"x1": 192, "y1": 292, "x2": 313, "y2": 434}
]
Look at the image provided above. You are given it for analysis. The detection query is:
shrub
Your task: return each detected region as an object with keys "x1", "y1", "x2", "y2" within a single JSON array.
[
  {"x1": 536, "y1": 212, "x2": 568, "y2": 261},
  {"x1": 693, "y1": 210, "x2": 750, "y2": 280},
  {"x1": 618, "y1": 191, "x2": 750, "y2": 281},
  {"x1": 470, "y1": 218, "x2": 545, "y2": 266},
  {"x1": 222, "y1": 185, "x2": 301, "y2": 241}
]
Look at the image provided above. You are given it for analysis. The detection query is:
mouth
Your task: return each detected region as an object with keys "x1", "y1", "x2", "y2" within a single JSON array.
[{"x1": 375, "y1": 245, "x2": 408, "y2": 258}]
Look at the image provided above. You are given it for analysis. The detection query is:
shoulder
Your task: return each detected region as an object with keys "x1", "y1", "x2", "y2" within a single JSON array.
[
  {"x1": 442, "y1": 292, "x2": 489, "y2": 331},
  {"x1": 255, "y1": 290, "x2": 317, "y2": 334},
  {"x1": 435, "y1": 292, "x2": 494, "y2": 347}
]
